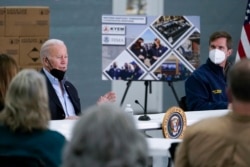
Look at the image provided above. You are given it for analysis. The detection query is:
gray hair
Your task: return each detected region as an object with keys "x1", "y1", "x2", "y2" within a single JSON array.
[
  {"x1": 40, "y1": 39, "x2": 65, "y2": 59},
  {"x1": 62, "y1": 103, "x2": 148, "y2": 167},
  {"x1": 0, "y1": 69, "x2": 50, "y2": 132}
]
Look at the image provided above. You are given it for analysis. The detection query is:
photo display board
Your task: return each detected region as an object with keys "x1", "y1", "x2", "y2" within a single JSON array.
[{"x1": 102, "y1": 15, "x2": 200, "y2": 81}]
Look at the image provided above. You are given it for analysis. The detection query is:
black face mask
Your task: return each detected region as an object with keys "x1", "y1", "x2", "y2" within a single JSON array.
[
  {"x1": 46, "y1": 57, "x2": 66, "y2": 81},
  {"x1": 50, "y1": 69, "x2": 65, "y2": 81}
]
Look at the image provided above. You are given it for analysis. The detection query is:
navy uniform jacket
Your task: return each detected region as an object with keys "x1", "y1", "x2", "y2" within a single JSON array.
[
  {"x1": 185, "y1": 58, "x2": 228, "y2": 111},
  {"x1": 41, "y1": 69, "x2": 81, "y2": 120}
]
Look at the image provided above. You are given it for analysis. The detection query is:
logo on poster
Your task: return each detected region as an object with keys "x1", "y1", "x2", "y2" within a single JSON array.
[
  {"x1": 102, "y1": 25, "x2": 125, "y2": 35},
  {"x1": 102, "y1": 35, "x2": 125, "y2": 45}
]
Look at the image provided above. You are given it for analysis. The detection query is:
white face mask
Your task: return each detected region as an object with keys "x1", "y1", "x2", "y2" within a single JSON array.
[
  {"x1": 209, "y1": 49, "x2": 226, "y2": 64},
  {"x1": 140, "y1": 42, "x2": 144, "y2": 47}
]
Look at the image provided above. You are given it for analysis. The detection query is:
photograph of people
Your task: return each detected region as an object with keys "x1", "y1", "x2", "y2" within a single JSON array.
[
  {"x1": 104, "y1": 51, "x2": 145, "y2": 81},
  {"x1": 129, "y1": 29, "x2": 169, "y2": 68},
  {"x1": 130, "y1": 37, "x2": 148, "y2": 63},
  {"x1": 148, "y1": 38, "x2": 168, "y2": 65}
]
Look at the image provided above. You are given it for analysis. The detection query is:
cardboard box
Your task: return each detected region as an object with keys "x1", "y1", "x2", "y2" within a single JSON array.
[
  {"x1": 19, "y1": 36, "x2": 48, "y2": 66},
  {"x1": 0, "y1": 37, "x2": 19, "y2": 63},
  {"x1": 19, "y1": 66, "x2": 42, "y2": 72},
  {"x1": 0, "y1": 7, "x2": 5, "y2": 36},
  {"x1": 5, "y1": 6, "x2": 49, "y2": 37}
]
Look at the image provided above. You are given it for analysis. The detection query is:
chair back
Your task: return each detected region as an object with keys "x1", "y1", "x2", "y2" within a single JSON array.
[
  {"x1": 167, "y1": 142, "x2": 181, "y2": 167},
  {"x1": 179, "y1": 96, "x2": 188, "y2": 111},
  {"x1": 0, "y1": 155, "x2": 45, "y2": 167}
]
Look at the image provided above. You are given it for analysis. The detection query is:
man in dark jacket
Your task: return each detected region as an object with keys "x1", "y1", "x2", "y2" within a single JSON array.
[
  {"x1": 185, "y1": 31, "x2": 232, "y2": 111},
  {"x1": 40, "y1": 39, "x2": 116, "y2": 120}
]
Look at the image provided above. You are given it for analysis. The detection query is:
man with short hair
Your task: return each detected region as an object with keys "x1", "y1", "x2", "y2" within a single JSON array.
[{"x1": 185, "y1": 31, "x2": 233, "y2": 111}]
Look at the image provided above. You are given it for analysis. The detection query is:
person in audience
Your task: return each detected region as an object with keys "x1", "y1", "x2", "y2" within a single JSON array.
[
  {"x1": 175, "y1": 59, "x2": 250, "y2": 167},
  {"x1": 62, "y1": 103, "x2": 148, "y2": 167},
  {"x1": 0, "y1": 54, "x2": 18, "y2": 111},
  {"x1": 185, "y1": 31, "x2": 233, "y2": 111},
  {"x1": 40, "y1": 39, "x2": 116, "y2": 120},
  {"x1": 0, "y1": 69, "x2": 66, "y2": 167}
]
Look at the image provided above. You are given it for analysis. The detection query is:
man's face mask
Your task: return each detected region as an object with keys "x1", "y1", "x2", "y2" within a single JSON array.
[
  {"x1": 46, "y1": 57, "x2": 66, "y2": 81},
  {"x1": 209, "y1": 49, "x2": 226, "y2": 64}
]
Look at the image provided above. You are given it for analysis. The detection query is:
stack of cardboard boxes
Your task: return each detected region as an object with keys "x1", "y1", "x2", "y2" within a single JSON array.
[{"x1": 0, "y1": 6, "x2": 49, "y2": 71}]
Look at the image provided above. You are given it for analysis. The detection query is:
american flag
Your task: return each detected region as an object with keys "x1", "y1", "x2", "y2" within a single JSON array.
[{"x1": 236, "y1": 0, "x2": 250, "y2": 62}]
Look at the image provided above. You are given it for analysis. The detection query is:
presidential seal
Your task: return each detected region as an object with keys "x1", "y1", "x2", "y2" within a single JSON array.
[{"x1": 162, "y1": 106, "x2": 187, "y2": 139}]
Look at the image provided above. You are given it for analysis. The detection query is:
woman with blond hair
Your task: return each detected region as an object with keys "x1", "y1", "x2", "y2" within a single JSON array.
[
  {"x1": 0, "y1": 54, "x2": 18, "y2": 111},
  {"x1": 0, "y1": 69, "x2": 66, "y2": 167}
]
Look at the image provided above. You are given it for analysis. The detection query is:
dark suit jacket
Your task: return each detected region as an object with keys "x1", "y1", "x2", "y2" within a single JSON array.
[{"x1": 41, "y1": 69, "x2": 81, "y2": 120}]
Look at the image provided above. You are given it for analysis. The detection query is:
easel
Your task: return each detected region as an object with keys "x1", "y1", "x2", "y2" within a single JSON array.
[
  {"x1": 167, "y1": 81, "x2": 180, "y2": 107},
  {"x1": 120, "y1": 80, "x2": 151, "y2": 121},
  {"x1": 138, "y1": 81, "x2": 151, "y2": 120},
  {"x1": 120, "y1": 80, "x2": 132, "y2": 107}
]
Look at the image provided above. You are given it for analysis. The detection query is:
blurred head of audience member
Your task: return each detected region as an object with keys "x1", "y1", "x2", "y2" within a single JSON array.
[
  {"x1": 0, "y1": 54, "x2": 18, "y2": 111},
  {"x1": 62, "y1": 103, "x2": 148, "y2": 167},
  {"x1": 0, "y1": 69, "x2": 50, "y2": 131},
  {"x1": 0, "y1": 69, "x2": 66, "y2": 167},
  {"x1": 227, "y1": 58, "x2": 250, "y2": 112}
]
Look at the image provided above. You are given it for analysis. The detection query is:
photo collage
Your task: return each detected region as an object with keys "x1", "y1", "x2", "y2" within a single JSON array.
[{"x1": 102, "y1": 15, "x2": 200, "y2": 82}]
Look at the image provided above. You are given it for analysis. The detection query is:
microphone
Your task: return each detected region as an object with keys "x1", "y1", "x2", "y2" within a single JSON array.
[
  {"x1": 135, "y1": 100, "x2": 145, "y2": 111},
  {"x1": 135, "y1": 99, "x2": 150, "y2": 121}
]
